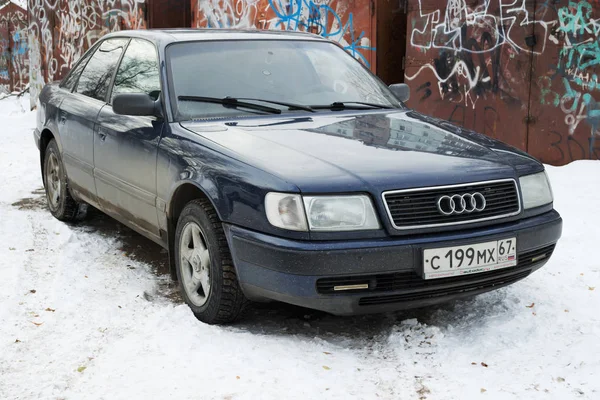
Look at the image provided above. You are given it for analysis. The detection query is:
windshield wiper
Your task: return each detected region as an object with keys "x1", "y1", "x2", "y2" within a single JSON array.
[
  {"x1": 178, "y1": 96, "x2": 282, "y2": 114},
  {"x1": 234, "y1": 97, "x2": 315, "y2": 112},
  {"x1": 310, "y1": 101, "x2": 394, "y2": 111},
  {"x1": 178, "y1": 96, "x2": 316, "y2": 114}
]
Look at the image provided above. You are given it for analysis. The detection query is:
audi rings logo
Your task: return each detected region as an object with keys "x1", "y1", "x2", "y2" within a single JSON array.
[{"x1": 437, "y1": 193, "x2": 487, "y2": 216}]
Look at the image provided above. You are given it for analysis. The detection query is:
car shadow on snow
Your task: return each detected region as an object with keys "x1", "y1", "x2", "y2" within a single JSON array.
[{"x1": 13, "y1": 189, "x2": 518, "y2": 343}]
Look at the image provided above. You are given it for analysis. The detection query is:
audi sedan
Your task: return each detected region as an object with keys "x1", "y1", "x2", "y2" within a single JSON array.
[{"x1": 34, "y1": 29, "x2": 562, "y2": 324}]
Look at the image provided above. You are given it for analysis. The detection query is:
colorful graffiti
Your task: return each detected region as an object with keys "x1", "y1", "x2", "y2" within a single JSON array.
[
  {"x1": 549, "y1": 1, "x2": 600, "y2": 155},
  {"x1": 405, "y1": 0, "x2": 600, "y2": 164},
  {"x1": 0, "y1": 2, "x2": 28, "y2": 94},
  {"x1": 406, "y1": 0, "x2": 543, "y2": 110},
  {"x1": 28, "y1": 0, "x2": 147, "y2": 107},
  {"x1": 192, "y1": 0, "x2": 375, "y2": 66}
]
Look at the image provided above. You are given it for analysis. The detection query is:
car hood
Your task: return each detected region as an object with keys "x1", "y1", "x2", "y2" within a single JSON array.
[{"x1": 180, "y1": 110, "x2": 542, "y2": 193}]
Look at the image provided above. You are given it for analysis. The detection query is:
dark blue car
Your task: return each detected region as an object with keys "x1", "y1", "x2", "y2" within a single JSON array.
[{"x1": 34, "y1": 29, "x2": 562, "y2": 324}]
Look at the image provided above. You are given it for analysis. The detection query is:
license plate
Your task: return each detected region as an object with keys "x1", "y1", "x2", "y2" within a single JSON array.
[{"x1": 423, "y1": 238, "x2": 517, "y2": 280}]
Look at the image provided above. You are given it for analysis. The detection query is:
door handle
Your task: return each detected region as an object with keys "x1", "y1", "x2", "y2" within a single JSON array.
[
  {"x1": 59, "y1": 112, "x2": 67, "y2": 125},
  {"x1": 97, "y1": 129, "x2": 107, "y2": 141}
]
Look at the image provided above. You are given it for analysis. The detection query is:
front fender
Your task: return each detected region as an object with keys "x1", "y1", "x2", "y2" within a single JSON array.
[{"x1": 157, "y1": 123, "x2": 310, "y2": 241}]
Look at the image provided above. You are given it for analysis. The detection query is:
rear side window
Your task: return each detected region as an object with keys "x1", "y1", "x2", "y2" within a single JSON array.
[
  {"x1": 111, "y1": 39, "x2": 161, "y2": 102},
  {"x1": 60, "y1": 44, "x2": 98, "y2": 92},
  {"x1": 75, "y1": 38, "x2": 129, "y2": 101}
]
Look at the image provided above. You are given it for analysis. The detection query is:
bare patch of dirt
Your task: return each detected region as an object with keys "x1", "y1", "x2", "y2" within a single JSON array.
[{"x1": 11, "y1": 188, "x2": 47, "y2": 211}]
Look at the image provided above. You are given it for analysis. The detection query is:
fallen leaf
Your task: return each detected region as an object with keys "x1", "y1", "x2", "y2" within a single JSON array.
[
  {"x1": 45, "y1": 308, "x2": 55, "y2": 312},
  {"x1": 15, "y1": 339, "x2": 20, "y2": 343},
  {"x1": 118, "y1": 305, "x2": 122, "y2": 309},
  {"x1": 84, "y1": 275, "x2": 88, "y2": 278},
  {"x1": 526, "y1": 303, "x2": 535, "y2": 308},
  {"x1": 26, "y1": 249, "x2": 34, "y2": 252},
  {"x1": 29, "y1": 289, "x2": 36, "y2": 294},
  {"x1": 481, "y1": 362, "x2": 488, "y2": 368},
  {"x1": 323, "y1": 352, "x2": 332, "y2": 355},
  {"x1": 556, "y1": 377, "x2": 565, "y2": 382},
  {"x1": 481, "y1": 388, "x2": 487, "y2": 393},
  {"x1": 9, "y1": 247, "x2": 15, "y2": 250},
  {"x1": 77, "y1": 366, "x2": 86, "y2": 373},
  {"x1": 580, "y1": 273, "x2": 584, "y2": 276},
  {"x1": 564, "y1": 309, "x2": 569, "y2": 313},
  {"x1": 322, "y1": 366, "x2": 331, "y2": 370},
  {"x1": 589, "y1": 287, "x2": 595, "y2": 291},
  {"x1": 30, "y1": 321, "x2": 43, "y2": 326},
  {"x1": 236, "y1": 376, "x2": 240, "y2": 380},
  {"x1": 532, "y1": 312, "x2": 537, "y2": 316}
]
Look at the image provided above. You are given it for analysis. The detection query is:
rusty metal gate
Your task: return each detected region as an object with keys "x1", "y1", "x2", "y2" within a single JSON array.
[
  {"x1": 0, "y1": 2, "x2": 28, "y2": 94},
  {"x1": 191, "y1": 0, "x2": 377, "y2": 69},
  {"x1": 403, "y1": 0, "x2": 600, "y2": 165},
  {"x1": 28, "y1": 0, "x2": 148, "y2": 107}
]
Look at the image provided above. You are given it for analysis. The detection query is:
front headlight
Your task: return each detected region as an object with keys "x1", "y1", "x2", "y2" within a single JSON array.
[
  {"x1": 519, "y1": 171, "x2": 553, "y2": 209},
  {"x1": 303, "y1": 195, "x2": 380, "y2": 231},
  {"x1": 264, "y1": 193, "x2": 380, "y2": 231}
]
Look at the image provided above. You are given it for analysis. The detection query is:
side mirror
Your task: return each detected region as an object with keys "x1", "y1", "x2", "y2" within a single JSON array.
[
  {"x1": 388, "y1": 83, "x2": 410, "y2": 102},
  {"x1": 113, "y1": 93, "x2": 163, "y2": 118}
]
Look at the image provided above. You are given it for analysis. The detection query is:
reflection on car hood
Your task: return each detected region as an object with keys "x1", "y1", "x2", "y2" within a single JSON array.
[{"x1": 180, "y1": 110, "x2": 541, "y2": 193}]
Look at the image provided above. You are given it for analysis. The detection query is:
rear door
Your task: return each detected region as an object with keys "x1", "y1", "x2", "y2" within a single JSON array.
[
  {"x1": 93, "y1": 38, "x2": 164, "y2": 239},
  {"x1": 58, "y1": 38, "x2": 129, "y2": 203}
]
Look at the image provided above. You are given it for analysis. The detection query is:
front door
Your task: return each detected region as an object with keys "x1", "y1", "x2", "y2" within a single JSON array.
[
  {"x1": 59, "y1": 38, "x2": 128, "y2": 203},
  {"x1": 93, "y1": 38, "x2": 164, "y2": 239}
]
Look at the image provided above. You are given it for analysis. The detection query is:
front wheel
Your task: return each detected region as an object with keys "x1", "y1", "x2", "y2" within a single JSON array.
[{"x1": 174, "y1": 199, "x2": 248, "y2": 324}]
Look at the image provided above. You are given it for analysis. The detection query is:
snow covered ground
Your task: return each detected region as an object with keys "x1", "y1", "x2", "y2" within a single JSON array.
[{"x1": 0, "y1": 95, "x2": 598, "y2": 400}]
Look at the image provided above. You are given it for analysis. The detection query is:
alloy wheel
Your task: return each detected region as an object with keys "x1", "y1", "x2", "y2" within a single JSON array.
[{"x1": 179, "y1": 221, "x2": 211, "y2": 307}]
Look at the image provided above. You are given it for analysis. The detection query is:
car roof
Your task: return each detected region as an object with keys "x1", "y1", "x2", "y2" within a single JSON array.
[{"x1": 102, "y1": 28, "x2": 328, "y2": 44}]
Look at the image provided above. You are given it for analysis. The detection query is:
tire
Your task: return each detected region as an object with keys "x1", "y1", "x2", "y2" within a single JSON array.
[
  {"x1": 174, "y1": 199, "x2": 248, "y2": 324},
  {"x1": 43, "y1": 139, "x2": 87, "y2": 222}
]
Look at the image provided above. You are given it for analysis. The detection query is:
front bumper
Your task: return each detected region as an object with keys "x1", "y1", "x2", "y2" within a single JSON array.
[{"x1": 224, "y1": 210, "x2": 562, "y2": 315}]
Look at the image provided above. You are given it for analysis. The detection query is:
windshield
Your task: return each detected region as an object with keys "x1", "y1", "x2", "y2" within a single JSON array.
[{"x1": 166, "y1": 40, "x2": 403, "y2": 121}]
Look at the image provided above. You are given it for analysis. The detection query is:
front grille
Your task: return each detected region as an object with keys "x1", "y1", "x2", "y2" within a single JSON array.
[
  {"x1": 316, "y1": 244, "x2": 555, "y2": 295},
  {"x1": 382, "y1": 179, "x2": 521, "y2": 229}
]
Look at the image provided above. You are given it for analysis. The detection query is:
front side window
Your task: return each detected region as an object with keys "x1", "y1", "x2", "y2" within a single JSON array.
[
  {"x1": 76, "y1": 38, "x2": 129, "y2": 101},
  {"x1": 111, "y1": 39, "x2": 161, "y2": 102},
  {"x1": 167, "y1": 40, "x2": 403, "y2": 121}
]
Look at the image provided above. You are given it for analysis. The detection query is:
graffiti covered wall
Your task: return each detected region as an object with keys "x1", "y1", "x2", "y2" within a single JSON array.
[
  {"x1": 530, "y1": 0, "x2": 600, "y2": 163},
  {"x1": 0, "y1": 2, "x2": 28, "y2": 94},
  {"x1": 28, "y1": 0, "x2": 148, "y2": 107},
  {"x1": 404, "y1": 0, "x2": 600, "y2": 164},
  {"x1": 191, "y1": 0, "x2": 376, "y2": 68}
]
